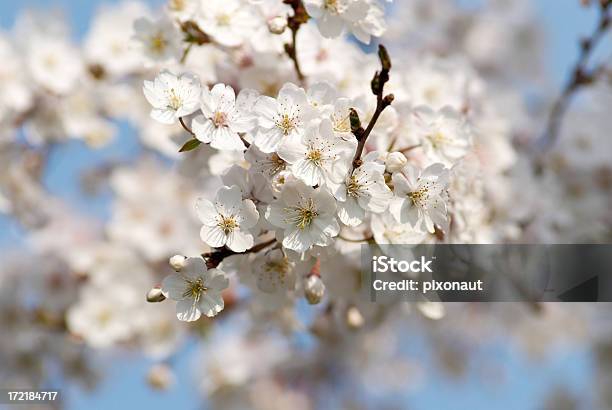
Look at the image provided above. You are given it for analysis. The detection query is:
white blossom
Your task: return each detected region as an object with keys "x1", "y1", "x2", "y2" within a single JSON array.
[
  {"x1": 244, "y1": 144, "x2": 288, "y2": 179},
  {"x1": 303, "y1": 0, "x2": 389, "y2": 44},
  {"x1": 196, "y1": 0, "x2": 258, "y2": 47},
  {"x1": 143, "y1": 70, "x2": 201, "y2": 124},
  {"x1": 167, "y1": 0, "x2": 199, "y2": 21},
  {"x1": 192, "y1": 84, "x2": 258, "y2": 151},
  {"x1": 277, "y1": 119, "x2": 355, "y2": 188},
  {"x1": 265, "y1": 180, "x2": 340, "y2": 253},
  {"x1": 412, "y1": 105, "x2": 472, "y2": 166},
  {"x1": 253, "y1": 83, "x2": 317, "y2": 153},
  {"x1": 390, "y1": 163, "x2": 450, "y2": 234},
  {"x1": 252, "y1": 249, "x2": 296, "y2": 294},
  {"x1": 27, "y1": 37, "x2": 83, "y2": 95},
  {"x1": 133, "y1": 16, "x2": 182, "y2": 64},
  {"x1": 162, "y1": 257, "x2": 229, "y2": 321},
  {"x1": 196, "y1": 185, "x2": 260, "y2": 252},
  {"x1": 333, "y1": 153, "x2": 393, "y2": 226}
]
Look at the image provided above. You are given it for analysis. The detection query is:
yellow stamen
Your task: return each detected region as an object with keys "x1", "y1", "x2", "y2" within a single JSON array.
[
  {"x1": 182, "y1": 278, "x2": 207, "y2": 301},
  {"x1": 218, "y1": 215, "x2": 237, "y2": 234},
  {"x1": 285, "y1": 198, "x2": 318, "y2": 230}
]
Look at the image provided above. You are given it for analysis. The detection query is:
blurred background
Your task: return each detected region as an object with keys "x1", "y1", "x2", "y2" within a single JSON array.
[{"x1": 0, "y1": 0, "x2": 611, "y2": 409}]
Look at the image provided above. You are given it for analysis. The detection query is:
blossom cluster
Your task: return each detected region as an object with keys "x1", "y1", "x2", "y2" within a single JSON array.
[
  {"x1": 143, "y1": 46, "x2": 480, "y2": 320},
  {"x1": 0, "y1": 0, "x2": 611, "y2": 402}
]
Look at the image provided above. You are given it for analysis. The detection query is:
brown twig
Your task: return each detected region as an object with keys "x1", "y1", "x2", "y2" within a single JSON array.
[
  {"x1": 203, "y1": 238, "x2": 276, "y2": 268},
  {"x1": 537, "y1": 2, "x2": 611, "y2": 155},
  {"x1": 350, "y1": 45, "x2": 394, "y2": 172},
  {"x1": 283, "y1": 0, "x2": 309, "y2": 84}
]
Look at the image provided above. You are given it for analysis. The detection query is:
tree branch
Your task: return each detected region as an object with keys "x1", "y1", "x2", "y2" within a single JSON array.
[
  {"x1": 350, "y1": 45, "x2": 394, "y2": 172},
  {"x1": 537, "y1": 2, "x2": 611, "y2": 155},
  {"x1": 203, "y1": 238, "x2": 276, "y2": 268}
]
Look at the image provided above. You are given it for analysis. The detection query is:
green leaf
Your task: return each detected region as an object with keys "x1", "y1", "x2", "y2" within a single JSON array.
[{"x1": 179, "y1": 138, "x2": 202, "y2": 153}]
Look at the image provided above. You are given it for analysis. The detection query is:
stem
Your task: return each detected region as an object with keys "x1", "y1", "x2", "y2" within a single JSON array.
[
  {"x1": 398, "y1": 144, "x2": 422, "y2": 154},
  {"x1": 283, "y1": 0, "x2": 309, "y2": 84},
  {"x1": 179, "y1": 117, "x2": 196, "y2": 138},
  {"x1": 180, "y1": 43, "x2": 193, "y2": 64},
  {"x1": 287, "y1": 27, "x2": 305, "y2": 83},
  {"x1": 537, "y1": 3, "x2": 610, "y2": 155}
]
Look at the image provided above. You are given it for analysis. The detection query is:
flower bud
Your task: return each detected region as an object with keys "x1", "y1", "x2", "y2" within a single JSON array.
[
  {"x1": 147, "y1": 286, "x2": 166, "y2": 303},
  {"x1": 304, "y1": 275, "x2": 325, "y2": 305},
  {"x1": 385, "y1": 152, "x2": 407, "y2": 173},
  {"x1": 147, "y1": 364, "x2": 175, "y2": 390},
  {"x1": 169, "y1": 254, "x2": 187, "y2": 271},
  {"x1": 268, "y1": 16, "x2": 287, "y2": 35},
  {"x1": 346, "y1": 306, "x2": 365, "y2": 329}
]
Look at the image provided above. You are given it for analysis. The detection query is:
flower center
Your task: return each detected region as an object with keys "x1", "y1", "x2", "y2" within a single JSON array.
[
  {"x1": 266, "y1": 153, "x2": 286, "y2": 175},
  {"x1": 316, "y1": 48, "x2": 329, "y2": 62},
  {"x1": 423, "y1": 86, "x2": 440, "y2": 103},
  {"x1": 150, "y1": 33, "x2": 168, "y2": 54},
  {"x1": 346, "y1": 176, "x2": 362, "y2": 197},
  {"x1": 97, "y1": 309, "x2": 113, "y2": 325},
  {"x1": 276, "y1": 114, "x2": 297, "y2": 136},
  {"x1": 408, "y1": 187, "x2": 429, "y2": 207},
  {"x1": 427, "y1": 131, "x2": 449, "y2": 149},
  {"x1": 285, "y1": 198, "x2": 318, "y2": 230},
  {"x1": 333, "y1": 113, "x2": 351, "y2": 133},
  {"x1": 306, "y1": 148, "x2": 323, "y2": 166},
  {"x1": 182, "y1": 278, "x2": 207, "y2": 301},
  {"x1": 212, "y1": 111, "x2": 228, "y2": 128},
  {"x1": 169, "y1": 0, "x2": 186, "y2": 11},
  {"x1": 265, "y1": 258, "x2": 290, "y2": 274},
  {"x1": 218, "y1": 215, "x2": 237, "y2": 234},
  {"x1": 324, "y1": 0, "x2": 340, "y2": 13},
  {"x1": 167, "y1": 88, "x2": 182, "y2": 111},
  {"x1": 216, "y1": 13, "x2": 231, "y2": 26}
]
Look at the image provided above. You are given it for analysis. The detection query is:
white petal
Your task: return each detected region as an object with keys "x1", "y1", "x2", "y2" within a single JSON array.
[
  {"x1": 266, "y1": 202, "x2": 289, "y2": 229},
  {"x1": 195, "y1": 198, "x2": 218, "y2": 226},
  {"x1": 199, "y1": 292, "x2": 224, "y2": 317},
  {"x1": 254, "y1": 128, "x2": 284, "y2": 153},
  {"x1": 210, "y1": 127, "x2": 245, "y2": 151},
  {"x1": 215, "y1": 185, "x2": 242, "y2": 215},
  {"x1": 161, "y1": 274, "x2": 187, "y2": 300},
  {"x1": 226, "y1": 230, "x2": 254, "y2": 252},
  {"x1": 181, "y1": 257, "x2": 207, "y2": 279},
  {"x1": 143, "y1": 81, "x2": 163, "y2": 107},
  {"x1": 200, "y1": 225, "x2": 227, "y2": 248},
  {"x1": 192, "y1": 115, "x2": 214, "y2": 143},
  {"x1": 239, "y1": 199, "x2": 259, "y2": 229},
  {"x1": 293, "y1": 159, "x2": 323, "y2": 186},
  {"x1": 176, "y1": 299, "x2": 202, "y2": 322},
  {"x1": 203, "y1": 268, "x2": 230, "y2": 292},
  {"x1": 318, "y1": 13, "x2": 345, "y2": 38},
  {"x1": 283, "y1": 228, "x2": 310, "y2": 252},
  {"x1": 151, "y1": 108, "x2": 176, "y2": 125},
  {"x1": 338, "y1": 198, "x2": 365, "y2": 226}
]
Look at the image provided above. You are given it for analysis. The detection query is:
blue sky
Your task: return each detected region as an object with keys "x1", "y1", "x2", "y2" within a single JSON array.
[{"x1": 0, "y1": 1, "x2": 603, "y2": 409}]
